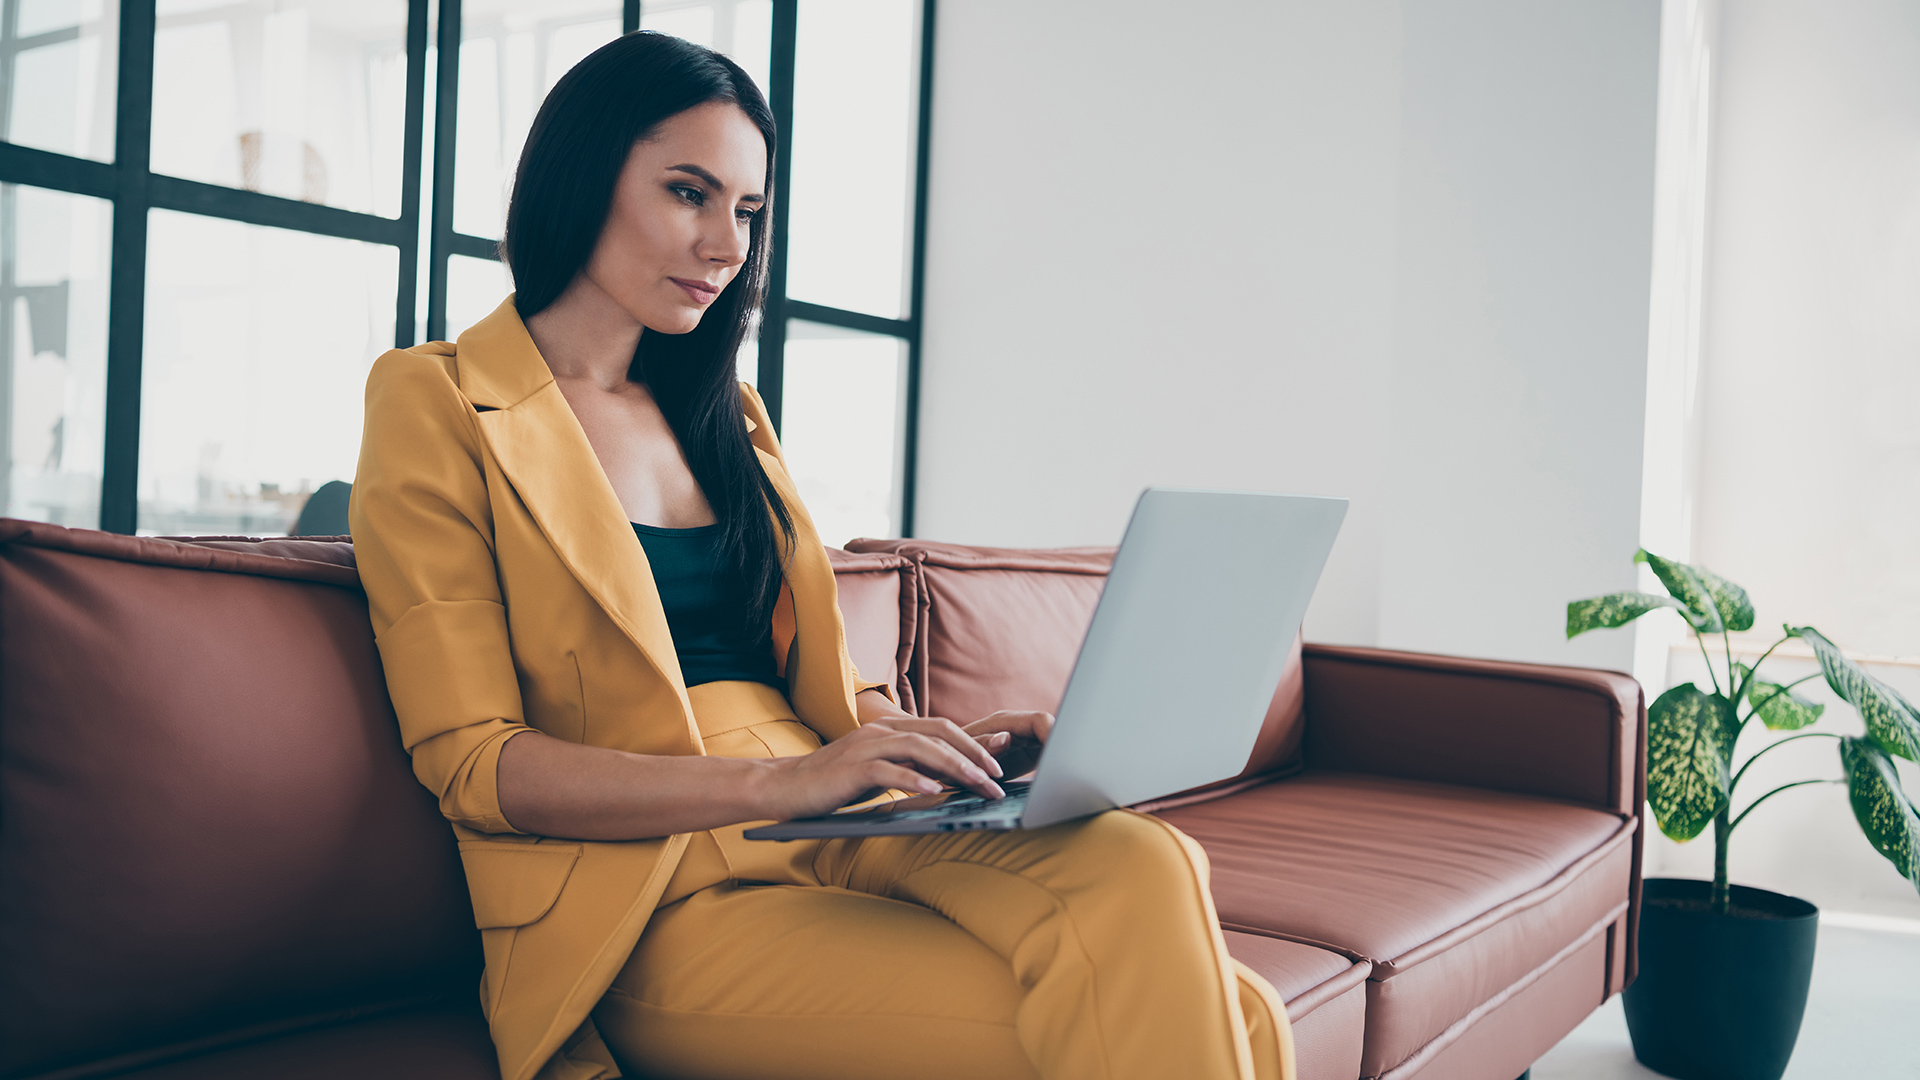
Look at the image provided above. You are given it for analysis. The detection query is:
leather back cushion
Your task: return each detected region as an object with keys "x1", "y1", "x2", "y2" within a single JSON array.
[
  {"x1": 846, "y1": 539, "x2": 1305, "y2": 786},
  {"x1": 0, "y1": 523, "x2": 478, "y2": 1078},
  {"x1": 825, "y1": 548, "x2": 916, "y2": 712}
]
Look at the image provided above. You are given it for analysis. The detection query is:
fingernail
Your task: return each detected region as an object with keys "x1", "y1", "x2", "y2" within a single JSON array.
[
  {"x1": 986, "y1": 759, "x2": 1004, "y2": 778},
  {"x1": 992, "y1": 732, "x2": 1011, "y2": 746},
  {"x1": 967, "y1": 766, "x2": 988, "y2": 783},
  {"x1": 919, "y1": 779, "x2": 943, "y2": 793}
]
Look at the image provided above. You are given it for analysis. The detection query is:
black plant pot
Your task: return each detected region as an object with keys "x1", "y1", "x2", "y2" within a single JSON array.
[{"x1": 1623, "y1": 878, "x2": 1819, "y2": 1080}]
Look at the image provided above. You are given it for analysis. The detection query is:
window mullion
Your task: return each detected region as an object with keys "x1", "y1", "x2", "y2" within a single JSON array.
[
  {"x1": 900, "y1": 0, "x2": 935, "y2": 536},
  {"x1": 396, "y1": 0, "x2": 431, "y2": 347},
  {"x1": 758, "y1": 0, "x2": 797, "y2": 433},
  {"x1": 99, "y1": 0, "x2": 157, "y2": 534},
  {"x1": 425, "y1": 0, "x2": 462, "y2": 343},
  {"x1": 785, "y1": 300, "x2": 908, "y2": 339}
]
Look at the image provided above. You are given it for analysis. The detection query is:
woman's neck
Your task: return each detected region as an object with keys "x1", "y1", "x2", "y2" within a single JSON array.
[{"x1": 524, "y1": 275, "x2": 647, "y2": 392}]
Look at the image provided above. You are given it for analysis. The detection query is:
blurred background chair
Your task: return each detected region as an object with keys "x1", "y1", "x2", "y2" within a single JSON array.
[{"x1": 292, "y1": 480, "x2": 352, "y2": 537}]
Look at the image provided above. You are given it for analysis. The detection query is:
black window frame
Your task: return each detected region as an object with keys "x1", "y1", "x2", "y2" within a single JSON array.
[{"x1": 0, "y1": 0, "x2": 934, "y2": 536}]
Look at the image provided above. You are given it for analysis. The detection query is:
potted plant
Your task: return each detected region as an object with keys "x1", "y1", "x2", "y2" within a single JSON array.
[{"x1": 1567, "y1": 550, "x2": 1920, "y2": 1080}]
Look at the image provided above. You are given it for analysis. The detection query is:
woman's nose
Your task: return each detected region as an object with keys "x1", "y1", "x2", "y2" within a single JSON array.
[{"x1": 703, "y1": 217, "x2": 749, "y2": 266}]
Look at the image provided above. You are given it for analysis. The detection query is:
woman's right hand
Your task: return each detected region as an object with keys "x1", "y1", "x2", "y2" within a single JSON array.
[{"x1": 752, "y1": 716, "x2": 1007, "y2": 823}]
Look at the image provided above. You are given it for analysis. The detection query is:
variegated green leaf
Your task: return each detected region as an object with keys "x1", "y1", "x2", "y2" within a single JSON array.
[
  {"x1": 1735, "y1": 662, "x2": 1825, "y2": 731},
  {"x1": 1636, "y1": 550, "x2": 1725, "y2": 633},
  {"x1": 1888, "y1": 683, "x2": 1920, "y2": 730},
  {"x1": 1688, "y1": 564, "x2": 1755, "y2": 632},
  {"x1": 1839, "y1": 736, "x2": 1920, "y2": 892},
  {"x1": 1647, "y1": 684, "x2": 1738, "y2": 841},
  {"x1": 1566, "y1": 592, "x2": 1685, "y2": 639},
  {"x1": 1790, "y1": 626, "x2": 1920, "y2": 760}
]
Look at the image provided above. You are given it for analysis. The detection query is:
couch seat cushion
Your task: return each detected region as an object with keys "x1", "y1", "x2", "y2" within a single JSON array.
[
  {"x1": 109, "y1": 1003, "x2": 497, "y2": 1080},
  {"x1": 1158, "y1": 772, "x2": 1633, "y2": 1077}
]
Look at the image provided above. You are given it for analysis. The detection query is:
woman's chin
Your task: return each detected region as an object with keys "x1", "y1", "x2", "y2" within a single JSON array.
[{"x1": 642, "y1": 311, "x2": 706, "y2": 336}]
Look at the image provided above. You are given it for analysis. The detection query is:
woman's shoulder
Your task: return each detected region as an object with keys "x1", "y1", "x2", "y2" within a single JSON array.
[
  {"x1": 368, "y1": 341, "x2": 465, "y2": 401},
  {"x1": 362, "y1": 342, "x2": 486, "y2": 454},
  {"x1": 736, "y1": 380, "x2": 785, "y2": 462},
  {"x1": 737, "y1": 380, "x2": 777, "y2": 436}
]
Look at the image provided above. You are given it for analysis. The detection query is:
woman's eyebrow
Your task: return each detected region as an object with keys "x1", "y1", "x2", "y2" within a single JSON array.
[{"x1": 666, "y1": 164, "x2": 765, "y2": 203}]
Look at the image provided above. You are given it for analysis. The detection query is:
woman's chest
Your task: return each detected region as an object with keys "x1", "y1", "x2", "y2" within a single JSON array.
[{"x1": 555, "y1": 380, "x2": 713, "y2": 527}]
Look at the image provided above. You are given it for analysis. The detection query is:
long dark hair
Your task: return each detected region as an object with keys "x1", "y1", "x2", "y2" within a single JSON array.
[{"x1": 504, "y1": 31, "x2": 794, "y2": 632}]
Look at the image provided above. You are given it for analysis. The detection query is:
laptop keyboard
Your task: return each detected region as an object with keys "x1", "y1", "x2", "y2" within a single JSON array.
[{"x1": 858, "y1": 781, "x2": 1031, "y2": 825}]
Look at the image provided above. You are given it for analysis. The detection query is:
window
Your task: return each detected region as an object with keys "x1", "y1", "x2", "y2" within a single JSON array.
[
  {"x1": 0, "y1": 0, "x2": 934, "y2": 540},
  {"x1": 772, "y1": 0, "x2": 929, "y2": 545}
]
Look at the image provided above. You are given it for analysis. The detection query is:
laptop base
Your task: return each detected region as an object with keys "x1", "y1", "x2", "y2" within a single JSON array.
[{"x1": 744, "y1": 781, "x2": 1032, "y2": 840}]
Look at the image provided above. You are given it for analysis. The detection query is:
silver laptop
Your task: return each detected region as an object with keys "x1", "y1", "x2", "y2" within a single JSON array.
[{"x1": 744, "y1": 488, "x2": 1347, "y2": 840}]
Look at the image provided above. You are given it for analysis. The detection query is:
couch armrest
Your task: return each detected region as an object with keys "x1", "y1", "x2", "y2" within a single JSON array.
[
  {"x1": 1301, "y1": 644, "x2": 1645, "y2": 818},
  {"x1": 1301, "y1": 643, "x2": 1650, "y2": 990}
]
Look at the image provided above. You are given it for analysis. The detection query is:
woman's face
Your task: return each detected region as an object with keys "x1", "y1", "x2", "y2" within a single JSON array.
[{"x1": 584, "y1": 100, "x2": 768, "y2": 335}]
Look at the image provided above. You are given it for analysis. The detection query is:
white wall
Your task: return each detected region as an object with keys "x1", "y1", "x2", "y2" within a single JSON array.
[
  {"x1": 916, "y1": 0, "x2": 1661, "y2": 668},
  {"x1": 915, "y1": 0, "x2": 1406, "y2": 648},
  {"x1": 1377, "y1": 2, "x2": 1661, "y2": 667}
]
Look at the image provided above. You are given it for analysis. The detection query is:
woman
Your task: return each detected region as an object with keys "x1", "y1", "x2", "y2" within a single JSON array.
[{"x1": 351, "y1": 31, "x2": 1293, "y2": 1080}]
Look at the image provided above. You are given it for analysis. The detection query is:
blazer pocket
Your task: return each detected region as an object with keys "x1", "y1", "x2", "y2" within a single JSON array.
[{"x1": 458, "y1": 840, "x2": 583, "y2": 929}]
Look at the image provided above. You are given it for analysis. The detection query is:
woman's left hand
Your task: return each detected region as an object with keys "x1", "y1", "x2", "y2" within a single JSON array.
[{"x1": 962, "y1": 710, "x2": 1052, "y2": 781}]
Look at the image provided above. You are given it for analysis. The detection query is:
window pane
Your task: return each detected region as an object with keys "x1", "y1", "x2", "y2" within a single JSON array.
[
  {"x1": 3, "y1": 0, "x2": 119, "y2": 160},
  {"x1": 150, "y1": 0, "x2": 411, "y2": 216},
  {"x1": 642, "y1": 1, "x2": 773, "y2": 99},
  {"x1": 446, "y1": 252, "x2": 512, "y2": 341},
  {"x1": 778, "y1": 320, "x2": 903, "y2": 547},
  {"x1": 641, "y1": 4, "x2": 712, "y2": 47},
  {"x1": 734, "y1": 317, "x2": 758, "y2": 387},
  {"x1": 139, "y1": 210, "x2": 398, "y2": 536},
  {"x1": 454, "y1": 2, "x2": 621, "y2": 239},
  {"x1": 1, "y1": 183, "x2": 110, "y2": 527},
  {"x1": 786, "y1": 0, "x2": 917, "y2": 319}
]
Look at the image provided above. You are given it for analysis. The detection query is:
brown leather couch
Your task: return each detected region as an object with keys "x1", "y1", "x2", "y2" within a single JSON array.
[{"x1": 0, "y1": 521, "x2": 1643, "y2": 1080}]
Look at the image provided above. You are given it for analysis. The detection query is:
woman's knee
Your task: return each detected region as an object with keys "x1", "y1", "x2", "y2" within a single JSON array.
[
  {"x1": 1234, "y1": 960, "x2": 1295, "y2": 1080},
  {"x1": 1068, "y1": 810, "x2": 1211, "y2": 885}
]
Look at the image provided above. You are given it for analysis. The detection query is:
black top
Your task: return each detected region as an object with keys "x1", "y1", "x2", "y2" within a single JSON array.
[{"x1": 632, "y1": 522, "x2": 786, "y2": 692}]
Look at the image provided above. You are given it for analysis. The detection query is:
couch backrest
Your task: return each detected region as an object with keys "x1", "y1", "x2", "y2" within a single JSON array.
[
  {"x1": 846, "y1": 539, "x2": 1305, "y2": 790},
  {"x1": 0, "y1": 525, "x2": 917, "y2": 1078},
  {"x1": 847, "y1": 540, "x2": 1113, "y2": 721},
  {"x1": 0, "y1": 521, "x2": 1286, "y2": 1076},
  {"x1": 0, "y1": 522, "x2": 479, "y2": 1079},
  {"x1": 823, "y1": 548, "x2": 916, "y2": 712}
]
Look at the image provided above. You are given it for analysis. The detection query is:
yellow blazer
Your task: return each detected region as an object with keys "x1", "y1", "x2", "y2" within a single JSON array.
[{"x1": 350, "y1": 296, "x2": 882, "y2": 1080}]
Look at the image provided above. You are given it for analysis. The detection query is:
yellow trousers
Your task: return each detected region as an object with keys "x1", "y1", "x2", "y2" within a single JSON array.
[{"x1": 593, "y1": 682, "x2": 1294, "y2": 1080}]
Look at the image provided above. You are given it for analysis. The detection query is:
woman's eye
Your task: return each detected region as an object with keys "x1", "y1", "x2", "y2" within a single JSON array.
[
  {"x1": 671, "y1": 185, "x2": 704, "y2": 206},
  {"x1": 736, "y1": 207, "x2": 756, "y2": 224}
]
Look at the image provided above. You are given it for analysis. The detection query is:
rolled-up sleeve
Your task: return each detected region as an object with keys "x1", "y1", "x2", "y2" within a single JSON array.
[{"x1": 350, "y1": 350, "x2": 532, "y2": 834}]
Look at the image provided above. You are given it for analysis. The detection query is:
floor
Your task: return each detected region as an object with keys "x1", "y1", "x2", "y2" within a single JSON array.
[{"x1": 1531, "y1": 918, "x2": 1920, "y2": 1079}]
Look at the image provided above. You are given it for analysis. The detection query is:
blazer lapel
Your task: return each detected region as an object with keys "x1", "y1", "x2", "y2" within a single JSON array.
[
  {"x1": 453, "y1": 295, "x2": 860, "y2": 746},
  {"x1": 455, "y1": 297, "x2": 694, "y2": 721}
]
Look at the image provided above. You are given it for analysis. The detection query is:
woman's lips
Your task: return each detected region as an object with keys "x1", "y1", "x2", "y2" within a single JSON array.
[{"x1": 671, "y1": 278, "x2": 720, "y2": 304}]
